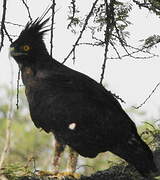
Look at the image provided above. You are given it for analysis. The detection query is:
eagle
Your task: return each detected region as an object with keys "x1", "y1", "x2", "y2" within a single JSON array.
[{"x1": 9, "y1": 18, "x2": 158, "y2": 178}]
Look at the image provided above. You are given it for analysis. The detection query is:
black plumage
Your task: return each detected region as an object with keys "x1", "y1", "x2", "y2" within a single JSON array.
[{"x1": 10, "y1": 18, "x2": 158, "y2": 177}]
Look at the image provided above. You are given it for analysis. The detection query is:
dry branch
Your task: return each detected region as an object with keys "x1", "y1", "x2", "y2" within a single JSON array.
[
  {"x1": 0, "y1": 0, "x2": 7, "y2": 52},
  {"x1": 21, "y1": 0, "x2": 32, "y2": 21},
  {"x1": 63, "y1": 0, "x2": 99, "y2": 64},
  {"x1": 134, "y1": 82, "x2": 160, "y2": 109},
  {"x1": 67, "y1": 0, "x2": 77, "y2": 29},
  {"x1": 50, "y1": 0, "x2": 56, "y2": 56},
  {"x1": 100, "y1": 0, "x2": 115, "y2": 84}
]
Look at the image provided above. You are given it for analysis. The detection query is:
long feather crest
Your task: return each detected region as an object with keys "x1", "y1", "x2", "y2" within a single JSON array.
[{"x1": 19, "y1": 17, "x2": 50, "y2": 40}]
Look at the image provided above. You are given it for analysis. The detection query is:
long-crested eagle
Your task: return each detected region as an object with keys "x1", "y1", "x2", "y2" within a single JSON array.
[{"x1": 9, "y1": 18, "x2": 158, "y2": 178}]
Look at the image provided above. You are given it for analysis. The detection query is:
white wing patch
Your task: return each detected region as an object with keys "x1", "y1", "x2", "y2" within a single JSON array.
[{"x1": 69, "y1": 123, "x2": 76, "y2": 130}]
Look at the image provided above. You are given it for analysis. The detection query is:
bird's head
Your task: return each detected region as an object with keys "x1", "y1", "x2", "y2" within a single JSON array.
[{"x1": 10, "y1": 18, "x2": 50, "y2": 65}]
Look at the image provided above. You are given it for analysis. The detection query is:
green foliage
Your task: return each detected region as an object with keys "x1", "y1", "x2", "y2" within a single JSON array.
[
  {"x1": 138, "y1": 121, "x2": 160, "y2": 150},
  {"x1": 67, "y1": 1, "x2": 132, "y2": 42},
  {"x1": 142, "y1": 35, "x2": 160, "y2": 49},
  {"x1": 1, "y1": 163, "x2": 33, "y2": 180},
  {"x1": 134, "y1": 0, "x2": 160, "y2": 16}
]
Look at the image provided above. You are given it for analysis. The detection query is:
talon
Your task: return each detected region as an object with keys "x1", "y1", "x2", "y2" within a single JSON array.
[
  {"x1": 36, "y1": 170, "x2": 56, "y2": 176},
  {"x1": 35, "y1": 170, "x2": 80, "y2": 179},
  {"x1": 54, "y1": 172, "x2": 81, "y2": 179}
]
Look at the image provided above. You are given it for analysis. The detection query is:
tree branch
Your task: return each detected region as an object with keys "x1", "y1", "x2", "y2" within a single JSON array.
[
  {"x1": 63, "y1": 0, "x2": 99, "y2": 64},
  {"x1": 133, "y1": 0, "x2": 160, "y2": 16},
  {"x1": 21, "y1": 0, "x2": 32, "y2": 21},
  {"x1": 134, "y1": 82, "x2": 160, "y2": 109},
  {"x1": 0, "y1": 0, "x2": 7, "y2": 52},
  {"x1": 3, "y1": 24, "x2": 13, "y2": 43},
  {"x1": 100, "y1": 0, "x2": 115, "y2": 84},
  {"x1": 50, "y1": 0, "x2": 56, "y2": 56},
  {"x1": 67, "y1": 0, "x2": 77, "y2": 29}
]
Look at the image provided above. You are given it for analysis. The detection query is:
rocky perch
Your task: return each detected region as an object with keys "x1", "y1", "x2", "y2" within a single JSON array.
[
  {"x1": 1, "y1": 150, "x2": 160, "y2": 180},
  {"x1": 4, "y1": 164, "x2": 160, "y2": 180}
]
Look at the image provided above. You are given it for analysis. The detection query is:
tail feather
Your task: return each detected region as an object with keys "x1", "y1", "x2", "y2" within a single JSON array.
[{"x1": 112, "y1": 133, "x2": 158, "y2": 177}]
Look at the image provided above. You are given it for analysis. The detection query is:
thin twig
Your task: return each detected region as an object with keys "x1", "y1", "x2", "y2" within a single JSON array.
[
  {"x1": 0, "y1": 0, "x2": 7, "y2": 52},
  {"x1": 110, "y1": 40, "x2": 121, "y2": 59},
  {"x1": 100, "y1": 0, "x2": 115, "y2": 84},
  {"x1": 21, "y1": 0, "x2": 32, "y2": 21},
  {"x1": 78, "y1": 42, "x2": 103, "y2": 46},
  {"x1": 3, "y1": 21, "x2": 24, "y2": 27},
  {"x1": 113, "y1": 27, "x2": 157, "y2": 60},
  {"x1": 133, "y1": 0, "x2": 160, "y2": 15},
  {"x1": 112, "y1": 92, "x2": 126, "y2": 103},
  {"x1": 63, "y1": 0, "x2": 99, "y2": 64},
  {"x1": 16, "y1": 69, "x2": 21, "y2": 109},
  {"x1": 134, "y1": 82, "x2": 160, "y2": 109},
  {"x1": 50, "y1": 0, "x2": 56, "y2": 56},
  {"x1": 67, "y1": 0, "x2": 76, "y2": 29},
  {"x1": 3, "y1": 25, "x2": 13, "y2": 43}
]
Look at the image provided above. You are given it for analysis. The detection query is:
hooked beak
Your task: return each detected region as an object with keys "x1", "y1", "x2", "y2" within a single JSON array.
[{"x1": 9, "y1": 47, "x2": 27, "y2": 57}]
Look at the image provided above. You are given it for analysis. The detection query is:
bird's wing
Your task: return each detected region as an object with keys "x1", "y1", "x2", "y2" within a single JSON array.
[{"x1": 45, "y1": 66, "x2": 122, "y2": 110}]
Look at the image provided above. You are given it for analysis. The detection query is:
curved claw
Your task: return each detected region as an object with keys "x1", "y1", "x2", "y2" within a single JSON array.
[
  {"x1": 54, "y1": 172, "x2": 81, "y2": 179},
  {"x1": 35, "y1": 170, "x2": 81, "y2": 179}
]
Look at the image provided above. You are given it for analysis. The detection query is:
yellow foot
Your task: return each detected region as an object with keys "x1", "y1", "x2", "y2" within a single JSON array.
[
  {"x1": 55, "y1": 172, "x2": 81, "y2": 179},
  {"x1": 36, "y1": 170, "x2": 81, "y2": 179},
  {"x1": 36, "y1": 170, "x2": 55, "y2": 176}
]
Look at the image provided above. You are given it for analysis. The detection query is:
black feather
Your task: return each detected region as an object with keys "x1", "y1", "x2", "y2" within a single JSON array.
[
  {"x1": 10, "y1": 18, "x2": 158, "y2": 178},
  {"x1": 19, "y1": 17, "x2": 50, "y2": 40}
]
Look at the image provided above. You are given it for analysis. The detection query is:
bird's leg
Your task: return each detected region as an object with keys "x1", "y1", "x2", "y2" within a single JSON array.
[
  {"x1": 60, "y1": 146, "x2": 80, "y2": 179},
  {"x1": 51, "y1": 146, "x2": 80, "y2": 179},
  {"x1": 53, "y1": 140, "x2": 65, "y2": 174},
  {"x1": 37, "y1": 140, "x2": 65, "y2": 177},
  {"x1": 38, "y1": 143, "x2": 80, "y2": 179},
  {"x1": 66, "y1": 146, "x2": 79, "y2": 173}
]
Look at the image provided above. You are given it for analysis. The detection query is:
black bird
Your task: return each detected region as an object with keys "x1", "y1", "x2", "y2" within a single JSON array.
[{"x1": 10, "y1": 18, "x2": 158, "y2": 178}]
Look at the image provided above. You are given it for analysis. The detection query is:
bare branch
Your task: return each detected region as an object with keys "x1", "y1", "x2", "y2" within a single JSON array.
[
  {"x1": 78, "y1": 42, "x2": 103, "y2": 46},
  {"x1": 63, "y1": 0, "x2": 99, "y2": 64},
  {"x1": 134, "y1": 82, "x2": 160, "y2": 109},
  {"x1": 3, "y1": 25, "x2": 13, "y2": 43},
  {"x1": 16, "y1": 69, "x2": 21, "y2": 109},
  {"x1": 112, "y1": 92, "x2": 126, "y2": 104},
  {"x1": 108, "y1": 43, "x2": 158, "y2": 60},
  {"x1": 21, "y1": 0, "x2": 32, "y2": 21},
  {"x1": 67, "y1": 0, "x2": 77, "y2": 29},
  {"x1": 110, "y1": 40, "x2": 121, "y2": 59},
  {"x1": 112, "y1": 28, "x2": 158, "y2": 60},
  {"x1": 0, "y1": 0, "x2": 7, "y2": 52},
  {"x1": 50, "y1": 0, "x2": 56, "y2": 56},
  {"x1": 100, "y1": 0, "x2": 115, "y2": 84},
  {"x1": 4, "y1": 21, "x2": 24, "y2": 27}
]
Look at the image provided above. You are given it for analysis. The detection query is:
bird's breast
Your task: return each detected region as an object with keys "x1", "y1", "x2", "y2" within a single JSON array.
[{"x1": 21, "y1": 67, "x2": 41, "y2": 88}]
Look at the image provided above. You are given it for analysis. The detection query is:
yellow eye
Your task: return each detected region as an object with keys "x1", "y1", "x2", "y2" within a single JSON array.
[{"x1": 22, "y1": 45, "x2": 30, "y2": 52}]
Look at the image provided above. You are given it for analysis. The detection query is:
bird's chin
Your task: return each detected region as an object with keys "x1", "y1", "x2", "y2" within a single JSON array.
[
  {"x1": 9, "y1": 47, "x2": 28, "y2": 58},
  {"x1": 10, "y1": 52, "x2": 27, "y2": 57}
]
